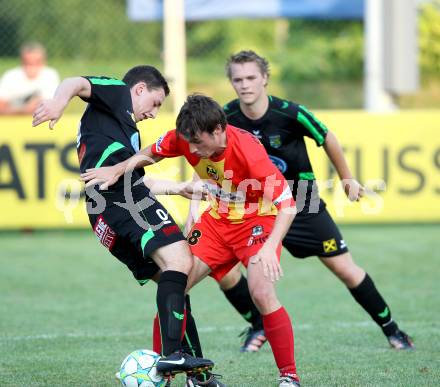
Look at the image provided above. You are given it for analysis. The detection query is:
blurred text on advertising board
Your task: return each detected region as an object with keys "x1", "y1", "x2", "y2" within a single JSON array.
[{"x1": 0, "y1": 111, "x2": 439, "y2": 229}]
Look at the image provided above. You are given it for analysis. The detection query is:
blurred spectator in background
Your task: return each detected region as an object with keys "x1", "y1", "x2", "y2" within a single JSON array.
[{"x1": 0, "y1": 42, "x2": 59, "y2": 115}]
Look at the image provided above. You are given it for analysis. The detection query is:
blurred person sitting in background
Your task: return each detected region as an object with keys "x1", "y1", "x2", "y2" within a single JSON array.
[{"x1": 0, "y1": 42, "x2": 59, "y2": 115}]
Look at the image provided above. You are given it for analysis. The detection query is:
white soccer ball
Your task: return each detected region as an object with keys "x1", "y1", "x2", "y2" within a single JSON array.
[{"x1": 119, "y1": 349, "x2": 166, "y2": 387}]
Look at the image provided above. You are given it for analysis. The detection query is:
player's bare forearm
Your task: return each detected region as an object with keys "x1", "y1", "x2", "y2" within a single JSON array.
[
  {"x1": 266, "y1": 206, "x2": 296, "y2": 248},
  {"x1": 145, "y1": 177, "x2": 206, "y2": 203},
  {"x1": 144, "y1": 177, "x2": 189, "y2": 196},
  {"x1": 184, "y1": 173, "x2": 203, "y2": 236},
  {"x1": 32, "y1": 77, "x2": 91, "y2": 128},
  {"x1": 250, "y1": 208, "x2": 295, "y2": 281},
  {"x1": 118, "y1": 145, "x2": 163, "y2": 172},
  {"x1": 323, "y1": 130, "x2": 353, "y2": 180},
  {"x1": 81, "y1": 145, "x2": 164, "y2": 189},
  {"x1": 324, "y1": 130, "x2": 365, "y2": 201},
  {"x1": 53, "y1": 77, "x2": 91, "y2": 103}
]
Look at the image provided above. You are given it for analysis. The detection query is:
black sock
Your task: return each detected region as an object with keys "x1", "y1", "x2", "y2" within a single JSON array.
[
  {"x1": 222, "y1": 274, "x2": 263, "y2": 330},
  {"x1": 182, "y1": 295, "x2": 204, "y2": 357},
  {"x1": 156, "y1": 270, "x2": 187, "y2": 355},
  {"x1": 349, "y1": 273, "x2": 398, "y2": 336}
]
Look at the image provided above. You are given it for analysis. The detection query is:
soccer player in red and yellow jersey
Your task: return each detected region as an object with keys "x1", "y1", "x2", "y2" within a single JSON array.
[{"x1": 82, "y1": 94, "x2": 301, "y2": 387}]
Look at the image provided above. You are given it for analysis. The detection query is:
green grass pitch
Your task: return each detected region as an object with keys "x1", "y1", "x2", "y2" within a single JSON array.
[{"x1": 1, "y1": 225, "x2": 439, "y2": 386}]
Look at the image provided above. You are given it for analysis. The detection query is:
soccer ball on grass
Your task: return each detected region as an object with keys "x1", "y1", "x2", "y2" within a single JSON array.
[{"x1": 118, "y1": 349, "x2": 166, "y2": 387}]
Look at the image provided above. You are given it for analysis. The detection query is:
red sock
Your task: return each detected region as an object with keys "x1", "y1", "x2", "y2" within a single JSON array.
[
  {"x1": 180, "y1": 308, "x2": 187, "y2": 342},
  {"x1": 152, "y1": 313, "x2": 162, "y2": 354},
  {"x1": 262, "y1": 306, "x2": 299, "y2": 380},
  {"x1": 152, "y1": 309, "x2": 187, "y2": 356}
]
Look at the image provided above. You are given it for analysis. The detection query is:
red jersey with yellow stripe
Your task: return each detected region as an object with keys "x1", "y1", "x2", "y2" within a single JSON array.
[{"x1": 151, "y1": 125, "x2": 294, "y2": 223}]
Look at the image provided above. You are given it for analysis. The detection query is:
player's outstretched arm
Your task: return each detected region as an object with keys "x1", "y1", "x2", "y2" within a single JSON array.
[
  {"x1": 144, "y1": 176, "x2": 207, "y2": 201},
  {"x1": 250, "y1": 178, "x2": 296, "y2": 282},
  {"x1": 183, "y1": 173, "x2": 203, "y2": 236},
  {"x1": 323, "y1": 130, "x2": 365, "y2": 201},
  {"x1": 81, "y1": 144, "x2": 164, "y2": 189},
  {"x1": 250, "y1": 206, "x2": 296, "y2": 282},
  {"x1": 32, "y1": 77, "x2": 91, "y2": 129}
]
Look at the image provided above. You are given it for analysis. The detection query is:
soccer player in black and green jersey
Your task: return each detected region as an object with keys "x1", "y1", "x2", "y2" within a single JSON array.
[
  {"x1": 31, "y1": 66, "x2": 216, "y2": 379},
  {"x1": 214, "y1": 50, "x2": 414, "y2": 352}
]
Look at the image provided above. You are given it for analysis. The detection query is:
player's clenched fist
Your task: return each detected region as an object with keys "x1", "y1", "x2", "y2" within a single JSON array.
[{"x1": 342, "y1": 178, "x2": 365, "y2": 202}]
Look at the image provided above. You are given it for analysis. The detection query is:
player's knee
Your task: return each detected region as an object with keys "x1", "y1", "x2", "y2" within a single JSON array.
[
  {"x1": 162, "y1": 252, "x2": 193, "y2": 274},
  {"x1": 250, "y1": 286, "x2": 277, "y2": 311},
  {"x1": 332, "y1": 264, "x2": 364, "y2": 287},
  {"x1": 152, "y1": 240, "x2": 194, "y2": 274}
]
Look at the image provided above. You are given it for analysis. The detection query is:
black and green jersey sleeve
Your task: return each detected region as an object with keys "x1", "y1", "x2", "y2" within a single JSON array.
[
  {"x1": 296, "y1": 104, "x2": 328, "y2": 146},
  {"x1": 77, "y1": 75, "x2": 143, "y2": 189},
  {"x1": 81, "y1": 76, "x2": 127, "y2": 115}
]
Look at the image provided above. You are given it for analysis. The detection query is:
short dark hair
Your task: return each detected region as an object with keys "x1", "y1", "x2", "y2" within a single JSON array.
[
  {"x1": 225, "y1": 50, "x2": 270, "y2": 80},
  {"x1": 122, "y1": 65, "x2": 170, "y2": 96},
  {"x1": 176, "y1": 94, "x2": 227, "y2": 141}
]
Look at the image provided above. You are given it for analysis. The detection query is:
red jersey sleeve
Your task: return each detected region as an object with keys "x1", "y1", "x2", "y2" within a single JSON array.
[
  {"x1": 258, "y1": 160, "x2": 295, "y2": 210},
  {"x1": 237, "y1": 129, "x2": 295, "y2": 210},
  {"x1": 150, "y1": 129, "x2": 184, "y2": 158}
]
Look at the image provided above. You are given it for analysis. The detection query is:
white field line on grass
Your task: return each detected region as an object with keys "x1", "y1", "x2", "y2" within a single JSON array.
[{"x1": 0, "y1": 321, "x2": 437, "y2": 342}]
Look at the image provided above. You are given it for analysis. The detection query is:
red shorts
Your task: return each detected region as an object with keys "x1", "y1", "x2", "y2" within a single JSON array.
[{"x1": 188, "y1": 211, "x2": 282, "y2": 282}]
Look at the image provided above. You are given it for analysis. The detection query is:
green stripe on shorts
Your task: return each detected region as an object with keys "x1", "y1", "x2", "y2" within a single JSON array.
[{"x1": 141, "y1": 229, "x2": 155, "y2": 253}]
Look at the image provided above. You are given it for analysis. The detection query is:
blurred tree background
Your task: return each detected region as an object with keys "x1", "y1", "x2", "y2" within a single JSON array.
[{"x1": 0, "y1": 0, "x2": 439, "y2": 110}]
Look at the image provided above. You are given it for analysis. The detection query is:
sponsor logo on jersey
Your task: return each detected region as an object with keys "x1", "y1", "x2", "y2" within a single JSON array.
[
  {"x1": 323, "y1": 238, "x2": 338, "y2": 253},
  {"x1": 252, "y1": 225, "x2": 263, "y2": 236},
  {"x1": 252, "y1": 129, "x2": 262, "y2": 139},
  {"x1": 269, "y1": 135, "x2": 282, "y2": 149},
  {"x1": 340, "y1": 239, "x2": 347, "y2": 249},
  {"x1": 93, "y1": 215, "x2": 117, "y2": 250},
  {"x1": 130, "y1": 132, "x2": 140, "y2": 152},
  {"x1": 206, "y1": 165, "x2": 219, "y2": 180},
  {"x1": 155, "y1": 135, "x2": 164, "y2": 153},
  {"x1": 268, "y1": 155, "x2": 287, "y2": 173},
  {"x1": 202, "y1": 182, "x2": 245, "y2": 203}
]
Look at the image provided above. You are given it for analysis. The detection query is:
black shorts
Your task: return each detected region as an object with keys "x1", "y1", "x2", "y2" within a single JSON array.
[
  {"x1": 86, "y1": 186, "x2": 185, "y2": 285},
  {"x1": 283, "y1": 204, "x2": 348, "y2": 258}
]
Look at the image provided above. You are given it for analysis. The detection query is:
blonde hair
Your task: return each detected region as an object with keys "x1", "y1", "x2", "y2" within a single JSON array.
[{"x1": 225, "y1": 50, "x2": 270, "y2": 79}]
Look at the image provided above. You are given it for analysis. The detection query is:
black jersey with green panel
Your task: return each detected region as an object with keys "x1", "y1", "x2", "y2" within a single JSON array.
[
  {"x1": 224, "y1": 95, "x2": 328, "y2": 212},
  {"x1": 77, "y1": 76, "x2": 144, "y2": 190}
]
